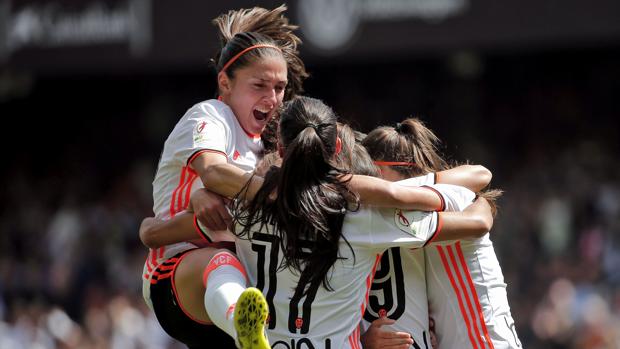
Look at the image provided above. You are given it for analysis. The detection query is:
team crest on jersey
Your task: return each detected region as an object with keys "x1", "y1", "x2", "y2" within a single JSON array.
[
  {"x1": 193, "y1": 121, "x2": 208, "y2": 143},
  {"x1": 394, "y1": 209, "x2": 417, "y2": 236}
]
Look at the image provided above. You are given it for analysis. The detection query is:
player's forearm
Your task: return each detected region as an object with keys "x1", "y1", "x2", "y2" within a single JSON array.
[
  {"x1": 139, "y1": 212, "x2": 197, "y2": 249},
  {"x1": 349, "y1": 175, "x2": 442, "y2": 210},
  {"x1": 436, "y1": 165, "x2": 491, "y2": 192},
  {"x1": 202, "y1": 163, "x2": 263, "y2": 199},
  {"x1": 433, "y1": 197, "x2": 493, "y2": 241},
  {"x1": 434, "y1": 212, "x2": 489, "y2": 241}
]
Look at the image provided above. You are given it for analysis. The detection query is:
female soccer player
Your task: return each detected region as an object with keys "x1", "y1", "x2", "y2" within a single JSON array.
[
  {"x1": 197, "y1": 96, "x2": 495, "y2": 348},
  {"x1": 363, "y1": 118, "x2": 521, "y2": 349},
  {"x1": 142, "y1": 6, "x2": 307, "y2": 348}
]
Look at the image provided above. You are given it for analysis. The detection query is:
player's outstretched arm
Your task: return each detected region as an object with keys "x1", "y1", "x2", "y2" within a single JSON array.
[
  {"x1": 436, "y1": 164, "x2": 492, "y2": 192},
  {"x1": 139, "y1": 213, "x2": 199, "y2": 249},
  {"x1": 191, "y1": 153, "x2": 242, "y2": 231},
  {"x1": 204, "y1": 164, "x2": 444, "y2": 211},
  {"x1": 203, "y1": 163, "x2": 264, "y2": 199},
  {"x1": 348, "y1": 174, "x2": 444, "y2": 211},
  {"x1": 434, "y1": 196, "x2": 493, "y2": 241},
  {"x1": 139, "y1": 209, "x2": 235, "y2": 248}
]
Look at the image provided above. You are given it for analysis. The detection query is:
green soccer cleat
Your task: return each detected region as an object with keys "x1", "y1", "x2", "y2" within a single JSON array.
[{"x1": 234, "y1": 287, "x2": 270, "y2": 349}]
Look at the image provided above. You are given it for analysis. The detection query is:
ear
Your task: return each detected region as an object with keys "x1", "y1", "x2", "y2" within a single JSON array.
[
  {"x1": 335, "y1": 136, "x2": 342, "y2": 155},
  {"x1": 217, "y1": 71, "x2": 232, "y2": 96}
]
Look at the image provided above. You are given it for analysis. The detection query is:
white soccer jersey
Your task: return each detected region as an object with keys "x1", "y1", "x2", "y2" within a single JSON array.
[
  {"x1": 142, "y1": 99, "x2": 263, "y2": 308},
  {"x1": 426, "y1": 184, "x2": 522, "y2": 349},
  {"x1": 361, "y1": 173, "x2": 437, "y2": 349},
  {"x1": 234, "y1": 206, "x2": 441, "y2": 349}
]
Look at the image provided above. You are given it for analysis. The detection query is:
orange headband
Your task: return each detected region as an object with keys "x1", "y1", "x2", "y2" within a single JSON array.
[
  {"x1": 374, "y1": 161, "x2": 417, "y2": 167},
  {"x1": 220, "y1": 44, "x2": 282, "y2": 73}
]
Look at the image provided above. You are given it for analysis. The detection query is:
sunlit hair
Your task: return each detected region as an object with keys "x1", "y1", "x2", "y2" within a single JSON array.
[
  {"x1": 212, "y1": 6, "x2": 309, "y2": 153},
  {"x1": 212, "y1": 5, "x2": 308, "y2": 101},
  {"x1": 363, "y1": 117, "x2": 502, "y2": 214},
  {"x1": 233, "y1": 96, "x2": 358, "y2": 296},
  {"x1": 362, "y1": 118, "x2": 448, "y2": 177},
  {"x1": 336, "y1": 122, "x2": 379, "y2": 177}
]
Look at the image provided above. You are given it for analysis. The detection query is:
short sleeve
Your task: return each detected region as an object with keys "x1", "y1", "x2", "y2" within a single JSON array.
[
  {"x1": 430, "y1": 184, "x2": 476, "y2": 212},
  {"x1": 344, "y1": 207, "x2": 439, "y2": 250},
  {"x1": 171, "y1": 108, "x2": 230, "y2": 164},
  {"x1": 396, "y1": 173, "x2": 435, "y2": 187}
]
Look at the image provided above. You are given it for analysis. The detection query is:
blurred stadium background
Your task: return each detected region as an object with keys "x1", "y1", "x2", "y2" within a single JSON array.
[{"x1": 1, "y1": 0, "x2": 619, "y2": 348}]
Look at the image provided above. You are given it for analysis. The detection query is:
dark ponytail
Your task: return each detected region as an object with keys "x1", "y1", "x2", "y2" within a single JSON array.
[{"x1": 233, "y1": 96, "x2": 357, "y2": 295}]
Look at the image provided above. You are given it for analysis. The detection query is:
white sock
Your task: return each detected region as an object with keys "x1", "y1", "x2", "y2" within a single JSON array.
[{"x1": 203, "y1": 252, "x2": 247, "y2": 340}]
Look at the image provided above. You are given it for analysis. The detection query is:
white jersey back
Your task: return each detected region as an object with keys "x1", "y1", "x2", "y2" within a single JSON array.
[
  {"x1": 235, "y1": 206, "x2": 441, "y2": 349},
  {"x1": 361, "y1": 173, "x2": 436, "y2": 348},
  {"x1": 143, "y1": 99, "x2": 262, "y2": 307},
  {"x1": 426, "y1": 184, "x2": 522, "y2": 349}
]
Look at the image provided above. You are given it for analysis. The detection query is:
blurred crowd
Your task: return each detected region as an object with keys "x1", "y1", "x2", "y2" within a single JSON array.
[{"x1": 1, "y1": 49, "x2": 618, "y2": 349}]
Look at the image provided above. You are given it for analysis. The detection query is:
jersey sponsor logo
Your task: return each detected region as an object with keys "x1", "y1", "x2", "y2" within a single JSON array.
[
  {"x1": 272, "y1": 338, "x2": 332, "y2": 349},
  {"x1": 364, "y1": 248, "x2": 406, "y2": 322}
]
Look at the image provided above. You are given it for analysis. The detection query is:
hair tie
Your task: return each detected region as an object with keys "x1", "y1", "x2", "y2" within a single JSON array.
[
  {"x1": 306, "y1": 123, "x2": 329, "y2": 133},
  {"x1": 305, "y1": 123, "x2": 318, "y2": 133}
]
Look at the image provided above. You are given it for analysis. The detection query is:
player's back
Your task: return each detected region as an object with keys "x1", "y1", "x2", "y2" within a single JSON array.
[
  {"x1": 360, "y1": 174, "x2": 440, "y2": 346},
  {"x1": 425, "y1": 184, "x2": 522, "y2": 349},
  {"x1": 235, "y1": 205, "x2": 440, "y2": 349}
]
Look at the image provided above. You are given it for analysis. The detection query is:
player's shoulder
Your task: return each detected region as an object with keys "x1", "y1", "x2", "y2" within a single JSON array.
[
  {"x1": 431, "y1": 183, "x2": 476, "y2": 210},
  {"x1": 344, "y1": 206, "x2": 424, "y2": 234},
  {"x1": 185, "y1": 99, "x2": 234, "y2": 125},
  {"x1": 396, "y1": 173, "x2": 436, "y2": 187}
]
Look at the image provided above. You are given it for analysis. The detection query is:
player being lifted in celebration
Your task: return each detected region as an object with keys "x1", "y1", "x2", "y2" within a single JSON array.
[
  {"x1": 140, "y1": 5, "x2": 308, "y2": 348},
  {"x1": 362, "y1": 118, "x2": 522, "y2": 349}
]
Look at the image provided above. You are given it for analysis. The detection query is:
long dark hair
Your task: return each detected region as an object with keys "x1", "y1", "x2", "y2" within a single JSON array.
[{"x1": 233, "y1": 96, "x2": 358, "y2": 295}]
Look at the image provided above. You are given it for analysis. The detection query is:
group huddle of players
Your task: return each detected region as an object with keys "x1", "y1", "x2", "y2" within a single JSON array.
[{"x1": 138, "y1": 5, "x2": 522, "y2": 349}]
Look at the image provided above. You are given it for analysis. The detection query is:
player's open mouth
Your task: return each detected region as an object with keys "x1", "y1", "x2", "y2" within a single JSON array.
[{"x1": 253, "y1": 108, "x2": 270, "y2": 121}]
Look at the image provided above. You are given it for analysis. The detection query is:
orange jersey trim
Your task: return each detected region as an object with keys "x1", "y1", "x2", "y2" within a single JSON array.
[
  {"x1": 422, "y1": 185, "x2": 446, "y2": 211},
  {"x1": 437, "y1": 245, "x2": 480, "y2": 349},
  {"x1": 456, "y1": 241, "x2": 496, "y2": 348},
  {"x1": 446, "y1": 244, "x2": 487, "y2": 349},
  {"x1": 424, "y1": 213, "x2": 443, "y2": 247},
  {"x1": 170, "y1": 250, "x2": 211, "y2": 325},
  {"x1": 193, "y1": 214, "x2": 212, "y2": 243},
  {"x1": 187, "y1": 149, "x2": 228, "y2": 167}
]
